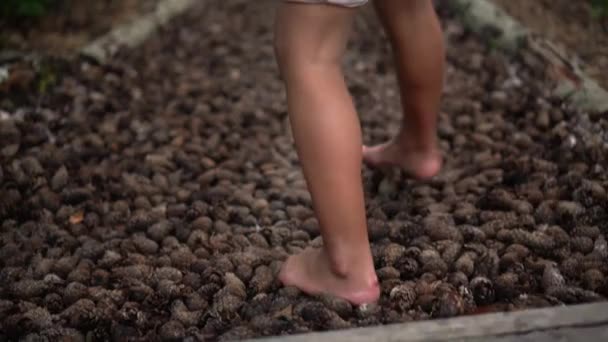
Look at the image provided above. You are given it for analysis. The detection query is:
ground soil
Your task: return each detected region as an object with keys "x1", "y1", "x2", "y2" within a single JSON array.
[
  {"x1": 491, "y1": 0, "x2": 608, "y2": 90},
  {"x1": 0, "y1": 0, "x2": 159, "y2": 57},
  {"x1": 1, "y1": 1, "x2": 608, "y2": 341}
]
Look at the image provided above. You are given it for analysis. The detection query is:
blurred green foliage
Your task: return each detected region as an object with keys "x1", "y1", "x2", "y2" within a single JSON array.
[
  {"x1": 591, "y1": 0, "x2": 608, "y2": 18},
  {"x1": 0, "y1": 0, "x2": 58, "y2": 19}
]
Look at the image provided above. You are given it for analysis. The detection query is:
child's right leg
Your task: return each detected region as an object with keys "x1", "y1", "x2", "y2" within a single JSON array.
[
  {"x1": 274, "y1": 1, "x2": 379, "y2": 305},
  {"x1": 363, "y1": 0, "x2": 445, "y2": 180}
]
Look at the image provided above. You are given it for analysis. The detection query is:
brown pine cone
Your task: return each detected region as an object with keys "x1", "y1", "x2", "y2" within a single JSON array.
[
  {"x1": 582, "y1": 269, "x2": 604, "y2": 291},
  {"x1": 432, "y1": 288, "x2": 465, "y2": 318},
  {"x1": 474, "y1": 250, "x2": 500, "y2": 279},
  {"x1": 382, "y1": 243, "x2": 406, "y2": 267},
  {"x1": 546, "y1": 286, "x2": 603, "y2": 304},
  {"x1": 543, "y1": 226, "x2": 569, "y2": 247},
  {"x1": 571, "y1": 226, "x2": 601, "y2": 239},
  {"x1": 440, "y1": 242, "x2": 462, "y2": 265},
  {"x1": 455, "y1": 253, "x2": 475, "y2": 277},
  {"x1": 423, "y1": 214, "x2": 462, "y2": 242},
  {"x1": 542, "y1": 264, "x2": 565, "y2": 290},
  {"x1": 593, "y1": 235, "x2": 608, "y2": 259},
  {"x1": 494, "y1": 272, "x2": 519, "y2": 300},
  {"x1": 560, "y1": 256, "x2": 581, "y2": 279},
  {"x1": 571, "y1": 236, "x2": 594, "y2": 254},
  {"x1": 389, "y1": 283, "x2": 417, "y2": 312},
  {"x1": 422, "y1": 258, "x2": 449, "y2": 278},
  {"x1": 394, "y1": 256, "x2": 419, "y2": 279},
  {"x1": 504, "y1": 244, "x2": 530, "y2": 258},
  {"x1": 458, "y1": 225, "x2": 486, "y2": 242},
  {"x1": 470, "y1": 276, "x2": 495, "y2": 305}
]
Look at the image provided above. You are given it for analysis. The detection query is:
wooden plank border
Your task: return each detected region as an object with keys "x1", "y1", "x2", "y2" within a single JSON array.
[{"x1": 244, "y1": 302, "x2": 608, "y2": 342}]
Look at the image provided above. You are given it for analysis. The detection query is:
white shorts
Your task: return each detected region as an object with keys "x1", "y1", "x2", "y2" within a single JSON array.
[{"x1": 284, "y1": 0, "x2": 368, "y2": 8}]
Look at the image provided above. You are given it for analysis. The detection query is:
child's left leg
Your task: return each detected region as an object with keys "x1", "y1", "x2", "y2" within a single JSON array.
[{"x1": 274, "y1": 1, "x2": 379, "y2": 305}]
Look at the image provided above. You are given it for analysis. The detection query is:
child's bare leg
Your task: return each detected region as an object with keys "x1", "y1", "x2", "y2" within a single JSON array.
[
  {"x1": 363, "y1": 0, "x2": 445, "y2": 179},
  {"x1": 274, "y1": 2, "x2": 379, "y2": 305}
]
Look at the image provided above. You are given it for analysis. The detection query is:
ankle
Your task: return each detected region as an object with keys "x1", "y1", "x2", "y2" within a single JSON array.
[
  {"x1": 322, "y1": 247, "x2": 375, "y2": 281},
  {"x1": 396, "y1": 128, "x2": 438, "y2": 154}
]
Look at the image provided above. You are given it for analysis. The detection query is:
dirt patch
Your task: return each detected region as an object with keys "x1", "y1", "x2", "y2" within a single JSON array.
[
  {"x1": 1, "y1": 1, "x2": 607, "y2": 341},
  {"x1": 491, "y1": 0, "x2": 608, "y2": 90},
  {"x1": 0, "y1": 0, "x2": 159, "y2": 57}
]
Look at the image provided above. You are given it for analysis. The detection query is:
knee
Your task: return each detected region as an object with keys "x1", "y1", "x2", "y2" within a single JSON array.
[{"x1": 273, "y1": 36, "x2": 312, "y2": 84}]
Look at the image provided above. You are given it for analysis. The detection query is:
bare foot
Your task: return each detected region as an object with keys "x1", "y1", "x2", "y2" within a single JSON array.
[
  {"x1": 278, "y1": 247, "x2": 380, "y2": 306},
  {"x1": 362, "y1": 138, "x2": 442, "y2": 180}
]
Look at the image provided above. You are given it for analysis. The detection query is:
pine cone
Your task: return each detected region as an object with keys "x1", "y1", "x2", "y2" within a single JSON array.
[
  {"x1": 440, "y1": 242, "x2": 462, "y2": 265},
  {"x1": 573, "y1": 180, "x2": 606, "y2": 207},
  {"x1": 571, "y1": 226, "x2": 601, "y2": 239},
  {"x1": 298, "y1": 302, "x2": 350, "y2": 330},
  {"x1": 447, "y1": 272, "x2": 469, "y2": 288},
  {"x1": 546, "y1": 286, "x2": 603, "y2": 304},
  {"x1": 455, "y1": 253, "x2": 475, "y2": 277},
  {"x1": 127, "y1": 211, "x2": 155, "y2": 232},
  {"x1": 463, "y1": 242, "x2": 488, "y2": 257},
  {"x1": 389, "y1": 283, "x2": 417, "y2": 312},
  {"x1": 432, "y1": 288, "x2": 465, "y2": 318},
  {"x1": 571, "y1": 236, "x2": 594, "y2": 254},
  {"x1": 525, "y1": 256, "x2": 552, "y2": 274},
  {"x1": 553, "y1": 246, "x2": 571, "y2": 261},
  {"x1": 555, "y1": 201, "x2": 585, "y2": 223},
  {"x1": 474, "y1": 250, "x2": 499, "y2": 279},
  {"x1": 422, "y1": 213, "x2": 459, "y2": 239},
  {"x1": 419, "y1": 249, "x2": 441, "y2": 265},
  {"x1": 317, "y1": 294, "x2": 353, "y2": 319},
  {"x1": 505, "y1": 229, "x2": 555, "y2": 254},
  {"x1": 479, "y1": 211, "x2": 518, "y2": 223},
  {"x1": 560, "y1": 256, "x2": 581, "y2": 279},
  {"x1": 479, "y1": 221, "x2": 500, "y2": 239},
  {"x1": 377, "y1": 267, "x2": 400, "y2": 281},
  {"x1": 534, "y1": 200, "x2": 556, "y2": 224},
  {"x1": 422, "y1": 258, "x2": 449, "y2": 278},
  {"x1": 580, "y1": 258, "x2": 608, "y2": 274},
  {"x1": 529, "y1": 231, "x2": 556, "y2": 253},
  {"x1": 458, "y1": 225, "x2": 486, "y2": 242},
  {"x1": 504, "y1": 244, "x2": 530, "y2": 258},
  {"x1": 582, "y1": 269, "x2": 604, "y2": 291},
  {"x1": 382, "y1": 243, "x2": 406, "y2": 267},
  {"x1": 544, "y1": 226, "x2": 569, "y2": 247},
  {"x1": 494, "y1": 272, "x2": 519, "y2": 300},
  {"x1": 394, "y1": 256, "x2": 419, "y2": 279},
  {"x1": 248, "y1": 265, "x2": 274, "y2": 295},
  {"x1": 470, "y1": 276, "x2": 495, "y2": 305},
  {"x1": 499, "y1": 252, "x2": 522, "y2": 271},
  {"x1": 542, "y1": 264, "x2": 565, "y2": 290},
  {"x1": 593, "y1": 235, "x2": 608, "y2": 259},
  {"x1": 477, "y1": 189, "x2": 514, "y2": 211}
]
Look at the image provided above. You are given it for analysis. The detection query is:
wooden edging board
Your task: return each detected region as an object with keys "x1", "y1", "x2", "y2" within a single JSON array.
[{"x1": 242, "y1": 302, "x2": 608, "y2": 342}]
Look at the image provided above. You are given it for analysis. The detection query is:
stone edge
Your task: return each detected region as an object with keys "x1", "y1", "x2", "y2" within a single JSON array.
[
  {"x1": 78, "y1": 0, "x2": 198, "y2": 63},
  {"x1": 447, "y1": 0, "x2": 608, "y2": 113}
]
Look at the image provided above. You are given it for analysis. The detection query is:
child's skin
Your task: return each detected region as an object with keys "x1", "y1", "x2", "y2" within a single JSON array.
[{"x1": 274, "y1": 0, "x2": 445, "y2": 305}]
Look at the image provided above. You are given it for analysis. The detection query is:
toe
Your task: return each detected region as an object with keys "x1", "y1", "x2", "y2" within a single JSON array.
[{"x1": 278, "y1": 258, "x2": 296, "y2": 287}]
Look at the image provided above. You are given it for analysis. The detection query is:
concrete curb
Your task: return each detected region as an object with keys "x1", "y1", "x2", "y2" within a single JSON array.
[
  {"x1": 79, "y1": 0, "x2": 198, "y2": 63},
  {"x1": 448, "y1": 0, "x2": 608, "y2": 113}
]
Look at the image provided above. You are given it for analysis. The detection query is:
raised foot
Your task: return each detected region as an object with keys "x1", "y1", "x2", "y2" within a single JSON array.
[
  {"x1": 278, "y1": 247, "x2": 380, "y2": 306},
  {"x1": 362, "y1": 139, "x2": 442, "y2": 180}
]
